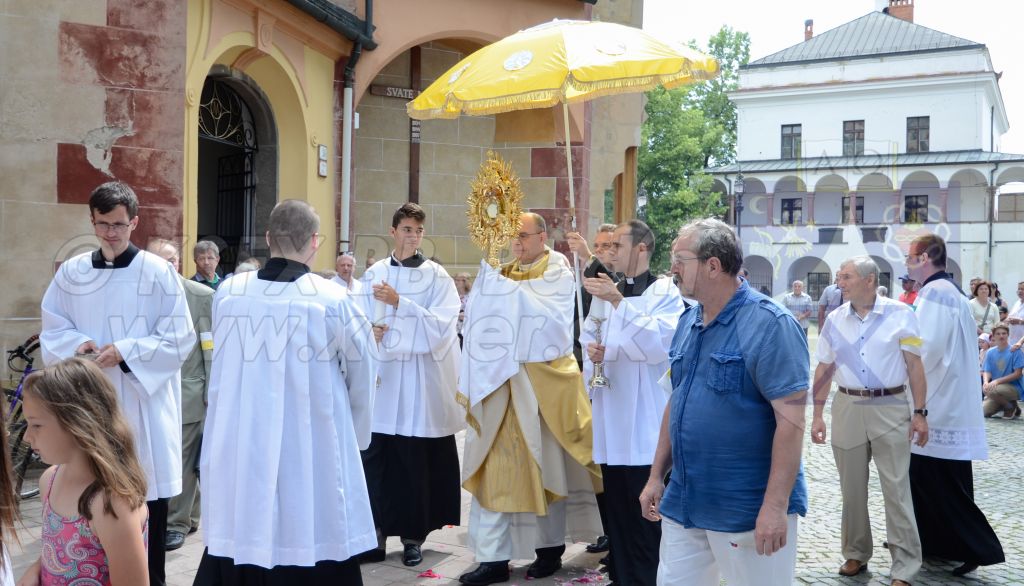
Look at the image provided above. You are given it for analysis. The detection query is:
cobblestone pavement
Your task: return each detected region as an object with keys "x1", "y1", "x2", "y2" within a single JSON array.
[{"x1": 10, "y1": 334, "x2": 1024, "y2": 585}]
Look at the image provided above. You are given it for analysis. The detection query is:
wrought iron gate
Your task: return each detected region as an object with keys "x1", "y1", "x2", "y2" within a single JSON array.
[{"x1": 807, "y1": 272, "x2": 831, "y2": 304}]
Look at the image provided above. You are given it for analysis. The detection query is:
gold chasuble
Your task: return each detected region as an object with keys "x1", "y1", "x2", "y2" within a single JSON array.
[{"x1": 462, "y1": 252, "x2": 602, "y2": 515}]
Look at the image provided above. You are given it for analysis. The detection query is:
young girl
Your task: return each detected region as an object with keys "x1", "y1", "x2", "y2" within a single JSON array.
[{"x1": 17, "y1": 357, "x2": 149, "y2": 586}]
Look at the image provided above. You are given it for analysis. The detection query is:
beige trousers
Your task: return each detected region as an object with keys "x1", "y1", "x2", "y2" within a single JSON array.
[
  {"x1": 830, "y1": 391, "x2": 921, "y2": 582},
  {"x1": 982, "y1": 383, "x2": 1019, "y2": 417}
]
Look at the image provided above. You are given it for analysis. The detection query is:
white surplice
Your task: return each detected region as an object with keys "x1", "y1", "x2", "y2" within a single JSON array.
[
  {"x1": 358, "y1": 259, "x2": 463, "y2": 437},
  {"x1": 1008, "y1": 298, "x2": 1024, "y2": 344},
  {"x1": 461, "y1": 255, "x2": 601, "y2": 561},
  {"x1": 40, "y1": 249, "x2": 194, "y2": 500},
  {"x1": 200, "y1": 272, "x2": 378, "y2": 568},
  {"x1": 460, "y1": 256, "x2": 576, "y2": 406},
  {"x1": 580, "y1": 277, "x2": 685, "y2": 466},
  {"x1": 912, "y1": 277, "x2": 988, "y2": 461}
]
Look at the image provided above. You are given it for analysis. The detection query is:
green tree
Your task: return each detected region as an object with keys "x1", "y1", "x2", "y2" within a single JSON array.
[{"x1": 640, "y1": 26, "x2": 750, "y2": 271}]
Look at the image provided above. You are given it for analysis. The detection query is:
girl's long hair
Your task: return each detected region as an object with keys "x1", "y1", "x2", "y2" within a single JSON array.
[
  {"x1": 0, "y1": 387, "x2": 20, "y2": 569},
  {"x1": 23, "y1": 358, "x2": 147, "y2": 519}
]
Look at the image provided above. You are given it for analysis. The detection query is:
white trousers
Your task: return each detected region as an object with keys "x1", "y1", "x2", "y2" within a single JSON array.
[
  {"x1": 468, "y1": 497, "x2": 567, "y2": 562},
  {"x1": 657, "y1": 515, "x2": 799, "y2": 586}
]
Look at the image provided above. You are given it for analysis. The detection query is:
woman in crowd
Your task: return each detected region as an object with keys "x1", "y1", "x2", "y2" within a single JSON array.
[{"x1": 970, "y1": 280, "x2": 1000, "y2": 335}]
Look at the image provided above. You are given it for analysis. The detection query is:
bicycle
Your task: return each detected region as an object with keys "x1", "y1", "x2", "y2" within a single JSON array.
[{"x1": 5, "y1": 334, "x2": 42, "y2": 500}]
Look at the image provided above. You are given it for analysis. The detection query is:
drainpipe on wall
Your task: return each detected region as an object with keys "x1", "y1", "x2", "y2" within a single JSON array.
[
  {"x1": 339, "y1": 0, "x2": 373, "y2": 253},
  {"x1": 988, "y1": 162, "x2": 999, "y2": 281}
]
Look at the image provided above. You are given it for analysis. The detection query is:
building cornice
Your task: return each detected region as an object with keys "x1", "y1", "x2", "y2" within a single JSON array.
[{"x1": 707, "y1": 150, "x2": 1024, "y2": 175}]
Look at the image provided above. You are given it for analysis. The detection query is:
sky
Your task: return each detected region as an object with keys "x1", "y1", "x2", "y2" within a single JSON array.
[{"x1": 642, "y1": 0, "x2": 1024, "y2": 153}]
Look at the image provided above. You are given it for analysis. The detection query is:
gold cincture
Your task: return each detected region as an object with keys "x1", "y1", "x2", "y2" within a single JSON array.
[{"x1": 467, "y1": 151, "x2": 524, "y2": 268}]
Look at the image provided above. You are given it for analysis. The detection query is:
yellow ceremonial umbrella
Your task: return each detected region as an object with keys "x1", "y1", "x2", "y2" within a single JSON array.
[
  {"x1": 408, "y1": 19, "x2": 718, "y2": 320},
  {"x1": 408, "y1": 19, "x2": 718, "y2": 119},
  {"x1": 408, "y1": 17, "x2": 717, "y2": 228}
]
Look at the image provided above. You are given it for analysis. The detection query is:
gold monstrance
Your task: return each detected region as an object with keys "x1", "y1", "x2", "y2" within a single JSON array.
[{"x1": 467, "y1": 151, "x2": 524, "y2": 267}]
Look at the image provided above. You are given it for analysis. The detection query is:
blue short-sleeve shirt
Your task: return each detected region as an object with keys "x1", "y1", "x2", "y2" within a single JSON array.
[
  {"x1": 983, "y1": 345, "x2": 1024, "y2": 399},
  {"x1": 660, "y1": 279, "x2": 809, "y2": 532}
]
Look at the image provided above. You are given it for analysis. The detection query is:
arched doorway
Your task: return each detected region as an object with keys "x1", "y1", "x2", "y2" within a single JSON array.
[
  {"x1": 947, "y1": 258, "x2": 964, "y2": 290},
  {"x1": 743, "y1": 255, "x2": 774, "y2": 296},
  {"x1": 870, "y1": 255, "x2": 894, "y2": 297},
  {"x1": 197, "y1": 70, "x2": 278, "y2": 274}
]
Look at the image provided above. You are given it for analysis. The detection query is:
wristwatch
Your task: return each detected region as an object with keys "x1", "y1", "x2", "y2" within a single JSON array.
[{"x1": 913, "y1": 408, "x2": 928, "y2": 417}]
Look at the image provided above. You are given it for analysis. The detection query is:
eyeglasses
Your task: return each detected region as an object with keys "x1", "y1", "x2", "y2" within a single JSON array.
[
  {"x1": 515, "y1": 232, "x2": 543, "y2": 240},
  {"x1": 671, "y1": 254, "x2": 700, "y2": 265},
  {"x1": 93, "y1": 221, "x2": 132, "y2": 233}
]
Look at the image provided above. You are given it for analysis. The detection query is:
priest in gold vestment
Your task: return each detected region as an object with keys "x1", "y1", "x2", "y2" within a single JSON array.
[{"x1": 457, "y1": 212, "x2": 602, "y2": 586}]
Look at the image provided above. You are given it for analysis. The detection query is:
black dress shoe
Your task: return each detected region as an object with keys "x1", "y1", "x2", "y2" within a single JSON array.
[
  {"x1": 459, "y1": 561, "x2": 510, "y2": 585},
  {"x1": 403, "y1": 543, "x2": 423, "y2": 566},
  {"x1": 586, "y1": 535, "x2": 610, "y2": 553},
  {"x1": 165, "y1": 530, "x2": 186, "y2": 551},
  {"x1": 527, "y1": 555, "x2": 562, "y2": 579},
  {"x1": 953, "y1": 562, "x2": 979, "y2": 576},
  {"x1": 356, "y1": 548, "x2": 386, "y2": 564}
]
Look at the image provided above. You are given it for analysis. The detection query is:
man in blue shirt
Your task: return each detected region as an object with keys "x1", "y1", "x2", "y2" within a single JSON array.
[
  {"x1": 640, "y1": 219, "x2": 808, "y2": 585},
  {"x1": 982, "y1": 323, "x2": 1023, "y2": 418}
]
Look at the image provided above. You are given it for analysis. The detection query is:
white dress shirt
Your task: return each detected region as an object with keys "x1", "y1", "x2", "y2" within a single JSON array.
[{"x1": 816, "y1": 295, "x2": 922, "y2": 391}]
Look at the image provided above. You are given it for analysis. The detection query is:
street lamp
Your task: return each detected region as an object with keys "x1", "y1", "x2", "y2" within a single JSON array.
[
  {"x1": 734, "y1": 172, "x2": 745, "y2": 237},
  {"x1": 637, "y1": 185, "x2": 648, "y2": 220}
]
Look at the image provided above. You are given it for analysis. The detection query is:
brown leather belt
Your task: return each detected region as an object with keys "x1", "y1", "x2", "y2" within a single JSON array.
[{"x1": 838, "y1": 385, "x2": 905, "y2": 398}]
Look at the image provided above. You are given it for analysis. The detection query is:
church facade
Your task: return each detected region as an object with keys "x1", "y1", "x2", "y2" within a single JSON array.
[{"x1": 0, "y1": 0, "x2": 644, "y2": 367}]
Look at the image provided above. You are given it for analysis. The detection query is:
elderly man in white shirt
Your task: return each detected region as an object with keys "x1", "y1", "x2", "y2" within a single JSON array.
[
  {"x1": 332, "y1": 252, "x2": 364, "y2": 295},
  {"x1": 783, "y1": 280, "x2": 813, "y2": 337},
  {"x1": 810, "y1": 256, "x2": 928, "y2": 586}
]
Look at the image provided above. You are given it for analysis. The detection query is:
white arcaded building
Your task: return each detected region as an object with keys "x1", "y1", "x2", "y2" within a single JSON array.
[{"x1": 709, "y1": 0, "x2": 1024, "y2": 301}]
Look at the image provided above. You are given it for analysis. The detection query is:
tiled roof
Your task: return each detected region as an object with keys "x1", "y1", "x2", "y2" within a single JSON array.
[
  {"x1": 744, "y1": 11, "x2": 982, "y2": 69},
  {"x1": 708, "y1": 150, "x2": 1024, "y2": 174}
]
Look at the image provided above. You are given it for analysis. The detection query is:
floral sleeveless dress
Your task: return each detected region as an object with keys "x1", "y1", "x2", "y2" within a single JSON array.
[{"x1": 40, "y1": 466, "x2": 148, "y2": 585}]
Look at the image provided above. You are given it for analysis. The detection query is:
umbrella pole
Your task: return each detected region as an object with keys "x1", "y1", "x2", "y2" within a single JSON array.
[{"x1": 562, "y1": 102, "x2": 586, "y2": 331}]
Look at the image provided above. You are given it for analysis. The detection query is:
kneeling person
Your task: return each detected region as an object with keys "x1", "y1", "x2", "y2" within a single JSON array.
[{"x1": 982, "y1": 324, "x2": 1023, "y2": 418}]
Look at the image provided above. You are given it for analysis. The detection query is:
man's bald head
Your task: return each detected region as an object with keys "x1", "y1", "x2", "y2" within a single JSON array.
[{"x1": 147, "y1": 238, "x2": 180, "y2": 272}]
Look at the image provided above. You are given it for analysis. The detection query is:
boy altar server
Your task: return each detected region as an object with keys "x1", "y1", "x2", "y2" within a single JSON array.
[{"x1": 356, "y1": 203, "x2": 463, "y2": 566}]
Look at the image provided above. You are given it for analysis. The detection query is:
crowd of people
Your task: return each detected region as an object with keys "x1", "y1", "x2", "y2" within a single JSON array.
[{"x1": 0, "y1": 180, "x2": 1012, "y2": 586}]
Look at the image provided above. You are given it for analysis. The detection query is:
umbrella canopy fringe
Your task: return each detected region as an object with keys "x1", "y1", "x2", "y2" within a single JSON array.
[
  {"x1": 408, "y1": 67, "x2": 719, "y2": 120},
  {"x1": 564, "y1": 68, "x2": 718, "y2": 95}
]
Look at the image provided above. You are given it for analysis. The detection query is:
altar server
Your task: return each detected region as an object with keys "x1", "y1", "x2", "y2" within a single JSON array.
[
  {"x1": 580, "y1": 220, "x2": 686, "y2": 585},
  {"x1": 904, "y1": 234, "x2": 1004, "y2": 577},
  {"x1": 355, "y1": 203, "x2": 463, "y2": 566},
  {"x1": 195, "y1": 199, "x2": 378, "y2": 584},
  {"x1": 40, "y1": 182, "x2": 195, "y2": 586}
]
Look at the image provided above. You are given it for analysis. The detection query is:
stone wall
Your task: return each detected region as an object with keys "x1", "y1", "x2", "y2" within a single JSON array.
[{"x1": 0, "y1": 0, "x2": 186, "y2": 376}]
